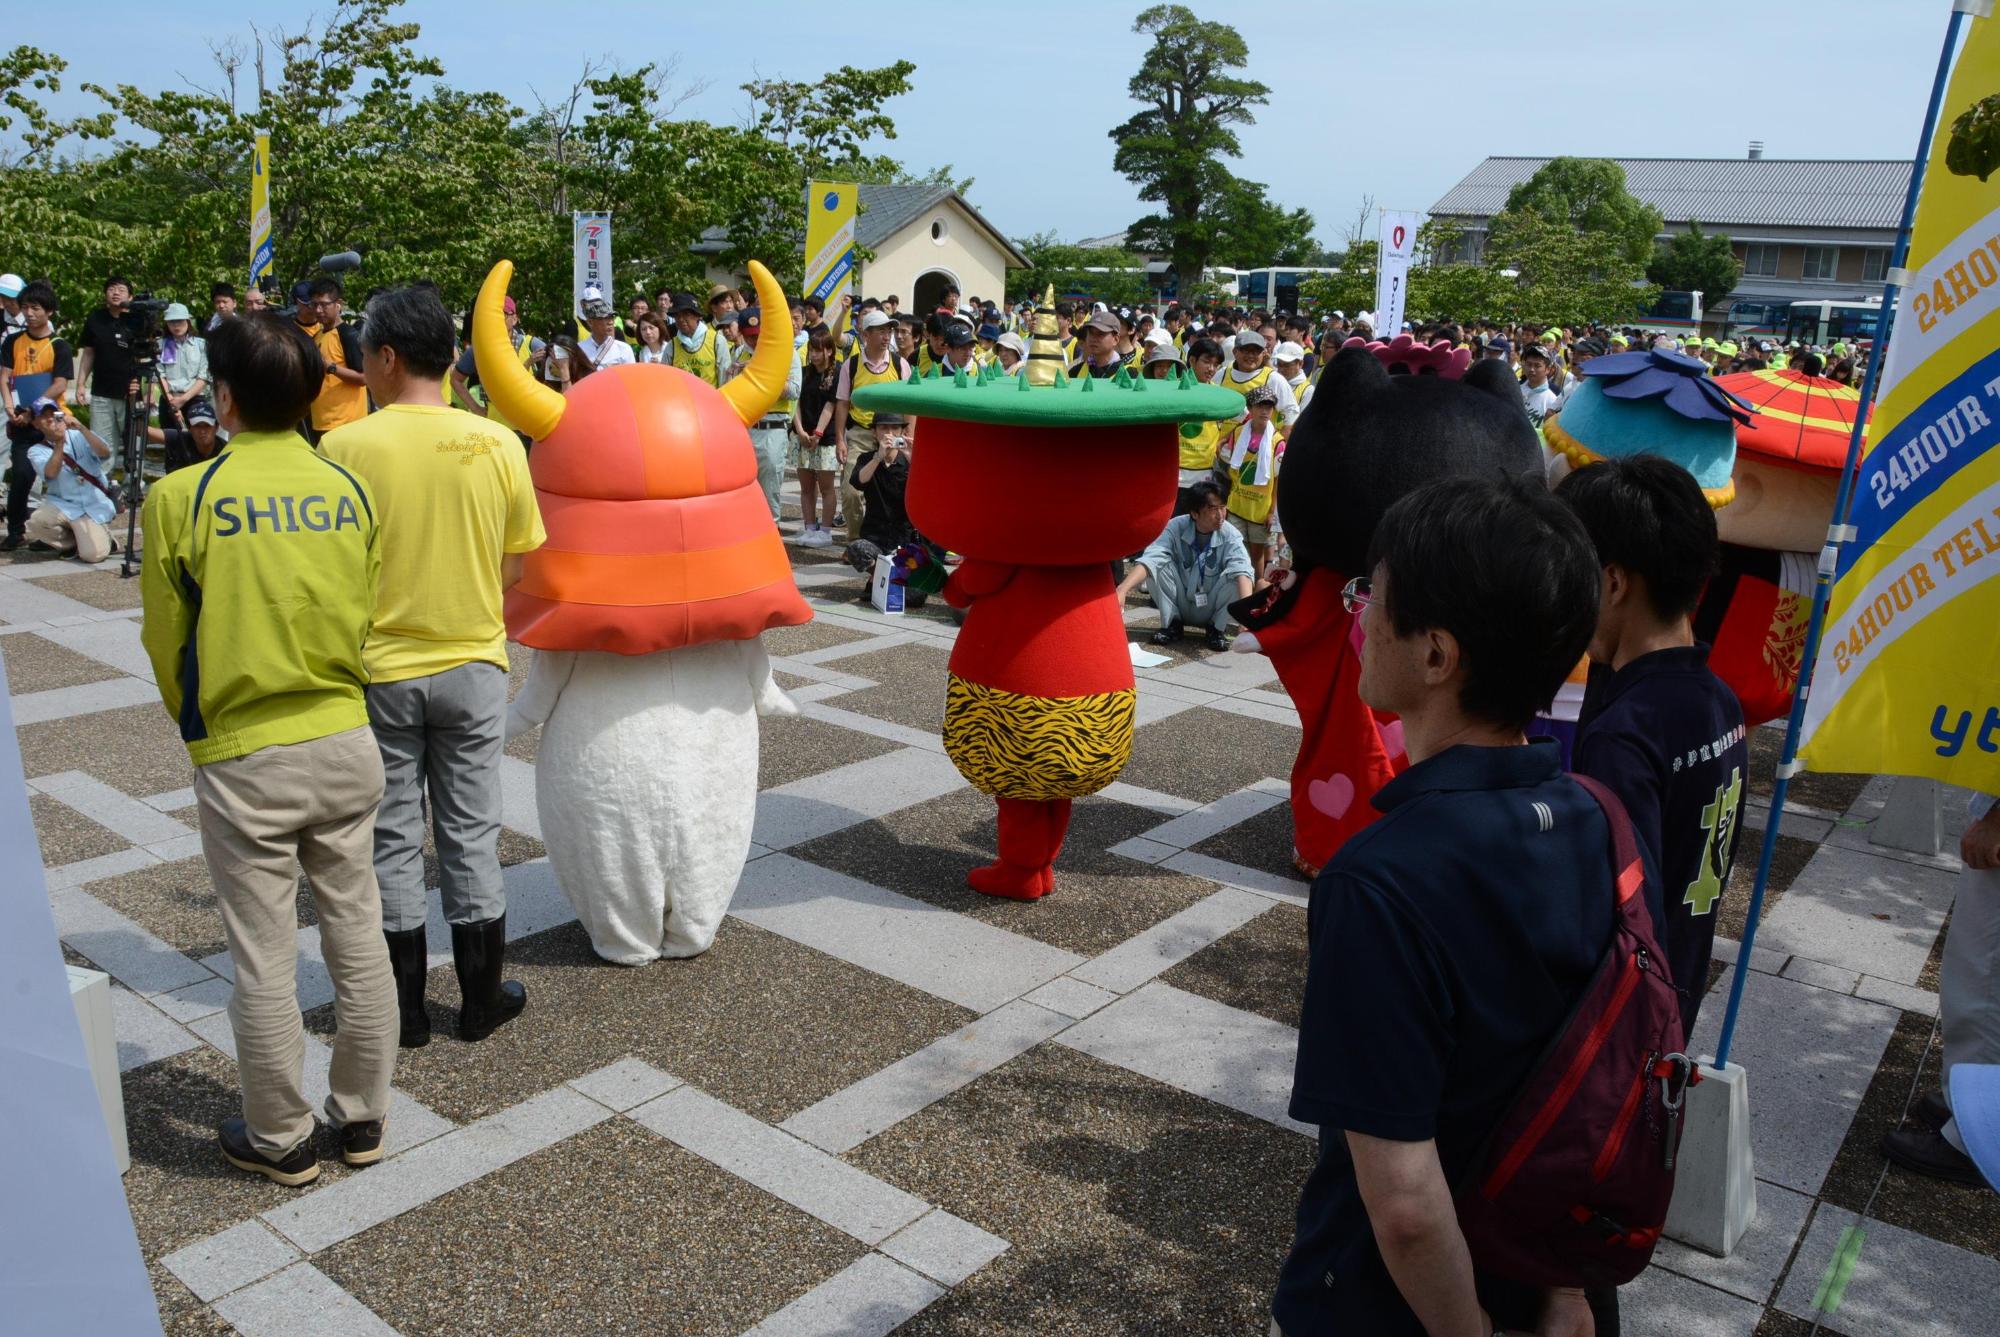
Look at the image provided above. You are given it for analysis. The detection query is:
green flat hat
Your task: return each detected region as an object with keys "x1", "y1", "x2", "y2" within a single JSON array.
[{"x1": 851, "y1": 362, "x2": 1243, "y2": 428}]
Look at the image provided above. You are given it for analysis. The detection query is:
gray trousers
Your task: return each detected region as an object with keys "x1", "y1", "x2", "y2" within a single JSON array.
[
  {"x1": 752, "y1": 423, "x2": 787, "y2": 522},
  {"x1": 365, "y1": 661, "x2": 507, "y2": 933},
  {"x1": 1148, "y1": 558, "x2": 1234, "y2": 631},
  {"x1": 1942, "y1": 862, "x2": 2000, "y2": 1153},
  {"x1": 88, "y1": 396, "x2": 131, "y2": 452}
]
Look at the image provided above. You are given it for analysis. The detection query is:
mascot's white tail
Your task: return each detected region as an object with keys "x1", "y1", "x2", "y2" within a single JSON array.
[{"x1": 508, "y1": 641, "x2": 796, "y2": 965}]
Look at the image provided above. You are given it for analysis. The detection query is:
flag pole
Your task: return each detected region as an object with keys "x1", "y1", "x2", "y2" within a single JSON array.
[{"x1": 1713, "y1": 0, "x2": 1974, "y2": 1067}]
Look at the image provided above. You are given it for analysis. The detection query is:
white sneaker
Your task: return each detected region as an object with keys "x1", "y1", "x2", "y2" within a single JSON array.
[{"x1": 801, "y1": 527, "x2": 832, "y2": 548}]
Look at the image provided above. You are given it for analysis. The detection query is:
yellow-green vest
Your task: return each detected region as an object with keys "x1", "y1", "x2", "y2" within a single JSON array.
[{"x1": 671, "y1": 324, "x2": 723, "y2": 386}]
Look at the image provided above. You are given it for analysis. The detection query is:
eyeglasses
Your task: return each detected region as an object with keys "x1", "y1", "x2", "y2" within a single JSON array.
[{"x1": 1341, "y1": 576, "x2": 1379, "y2": 615}]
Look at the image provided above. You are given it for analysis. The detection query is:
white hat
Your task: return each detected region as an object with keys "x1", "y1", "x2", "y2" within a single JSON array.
[
  {"x1": 996, "y1": 331, "x2": 1027, "y2": 357},
  {"x1": 1272, "y1": 341, "x2": 1305, "y2": 363},
  {"x1": 858, "y1": 309, "x2": 893, "y2": 330},
  {"x1": 0, "y1": 274, "x2": 22, "y2": 298},
  {"x1": 1142, "y1": 328, "x2": 1172, "y2": 347},
  {"x1": 1331, "y1": 310, "x2": 1345, "y2": 319}
]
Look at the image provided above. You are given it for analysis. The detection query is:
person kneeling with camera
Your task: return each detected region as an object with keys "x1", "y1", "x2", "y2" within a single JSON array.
[{"x1": 20, "y1": 397, "x2": 118, "y2": 562}]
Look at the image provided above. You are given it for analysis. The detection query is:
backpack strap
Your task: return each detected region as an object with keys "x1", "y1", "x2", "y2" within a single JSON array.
[{"x1": 1568, "y1": 773, "x2": 1646, "y2": 908}]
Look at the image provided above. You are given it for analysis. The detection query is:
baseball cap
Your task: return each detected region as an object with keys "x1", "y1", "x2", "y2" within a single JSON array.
[
  {"x1": 872, "y1": 411, "x2": 908, "y2": 428},
  {"x1": 738, "y1": 306, "x2": 762, "y2": 337},
  {"x1": 1486, "y1": 337, "x2": 1512, "y2": 356},
  {"x1": 30, "y1": 396, "x2": 61, "y2": 416},
  {"x1": 1144, "y1": 343, "x2": 1184, "y2": 367},
  {"x1": 1244, "y1": 384, "x2": 1280, "y2": 408},
  {"x1": 1234, "y1": 329, "x2": 1267, "y2": 350},
  {"x1": 581, "y1": 295, "x2": 615, "y2": 319},
  {"x1": 668, "y1": 294, "x2": 700, "y2": 316},
  {"x1": 976, "y1": 322, "x2": 1002, "y2": 342},
  {"x1": 0, "y1": 274, "x2": 22, "y2": 299},
  {"x1": 1142, "y1": 328, "x2": 1173, "y2": 348},
  {"x1": 1574, "y1": 337, "x2": 1608, "y2": 358},
  {"x1": 162, "y1": 302, "x2": 192, "y2": 322},
  {"x1": 1272, "y1": 341, "x2": 1305, "y2": 363},
  {"x1": 1519, "y1": 342, "x2": 1550, "y2": 362},
  {"x1": 185, "y1": 401, "x2": 218, "y2": 427},
  {"x1": 858, "y1": 309, "x2": 893, "y2": 330},
  {"x1": 503, "y1": 297, "x2": 517, "y2": 315},
  {"x1": 1082, "y1": 310, "x2": 1120, "y2": 335},
  {"x1": 942, "y1": 323, "x2": 976, "y2": 348}
]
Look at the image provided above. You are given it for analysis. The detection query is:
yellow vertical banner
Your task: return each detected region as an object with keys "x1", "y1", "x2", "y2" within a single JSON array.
[
  {"x1": 805, "y1": 181, "x2": 857, "y2": 334},
  {"x1": 249, "y1": 129, "x2": 273, "y2": 290},
  {"x1": 1797, "y1": 13, "x2": 2000, "y2": 792}
]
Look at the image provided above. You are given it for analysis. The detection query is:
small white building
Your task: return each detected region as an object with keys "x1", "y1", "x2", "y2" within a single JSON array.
[{"x1": 693, "y1": 183, "x2": 1027, "y2": 311}]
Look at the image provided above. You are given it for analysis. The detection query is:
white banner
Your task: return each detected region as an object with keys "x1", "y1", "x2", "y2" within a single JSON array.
[
  {"x1": 572, "y1": 212, "x2": 612, "y2": 318},
  {"x1": 1376, "y1": 208, "x2": 1421, "y2": 337}
]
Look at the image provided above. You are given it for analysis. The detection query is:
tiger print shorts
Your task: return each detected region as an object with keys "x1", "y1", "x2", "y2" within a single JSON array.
[{"x1": 942, "y1": 674, "x2": 1136, "y2": 800}]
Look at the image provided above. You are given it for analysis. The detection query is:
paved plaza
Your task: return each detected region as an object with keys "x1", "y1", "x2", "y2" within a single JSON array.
[{"x1": 9, "y1": 496, "x2": 1998, "y2": 1336}]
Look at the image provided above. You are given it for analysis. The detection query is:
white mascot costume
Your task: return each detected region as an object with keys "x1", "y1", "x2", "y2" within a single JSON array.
[{"x1": 475, "y1": 259, "x2": 811, "y2": 964}]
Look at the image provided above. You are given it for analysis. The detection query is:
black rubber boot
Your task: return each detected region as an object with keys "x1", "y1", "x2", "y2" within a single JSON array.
[
  {"x1": 382, "y1": 926, "x2": 432, "y2": 1049},
  {"x1": 451, "y1": 914, "x2": 526, "y2": 1042}
]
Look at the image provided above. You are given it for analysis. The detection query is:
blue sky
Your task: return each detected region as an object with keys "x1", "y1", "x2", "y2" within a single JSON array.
[{"x1": 10, "y1": 1, "x2": 1953, "y2": 248}]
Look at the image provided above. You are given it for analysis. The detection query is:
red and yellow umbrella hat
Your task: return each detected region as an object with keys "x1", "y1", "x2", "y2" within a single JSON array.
[
  {"x1": 475, "y1": 259, "x2": 810, "y2": 655},
  {"x1": 1712, "y1": 367, "x2": 1871, "y2": 553}
]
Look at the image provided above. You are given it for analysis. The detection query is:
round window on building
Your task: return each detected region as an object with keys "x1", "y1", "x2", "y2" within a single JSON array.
[{"x1": 930, "y1": 217, "x2": 949, "y2": 245}]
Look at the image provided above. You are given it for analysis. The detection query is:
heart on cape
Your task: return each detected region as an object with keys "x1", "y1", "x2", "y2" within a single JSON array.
[{"x1": 1307, "y1": 772, "x2": 1356, "y2": 820}]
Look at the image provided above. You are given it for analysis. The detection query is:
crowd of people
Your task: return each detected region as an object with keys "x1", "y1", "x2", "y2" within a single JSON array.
[{"x1": 7, "y1": 257, "x2": 1990, "y2": 1337}]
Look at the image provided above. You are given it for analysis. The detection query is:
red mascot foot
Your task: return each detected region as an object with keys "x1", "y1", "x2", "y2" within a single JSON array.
[{"x1": 966, "y1": 860, "x2": 1053, "y2": 900}]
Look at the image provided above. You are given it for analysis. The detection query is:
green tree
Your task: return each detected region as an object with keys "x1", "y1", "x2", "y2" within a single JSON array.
[
  {"x1": 1208, "y1": 179, "x2": 1320, "y2": 268},
  {"x1": 1497, "y1": 157, "x2": 1663, "y2": 269},
  {"x1": 1010, "y1": 231, "x2": 1153, "y2": 307},
  {"x1": 1111, "y1": 4, "x2": 1271, "y2": 298},
  {"x1": 1298, "y1": 240, "x2": 1374, "y2": 317},
  {"x1": 1486, "y1": 208, "x2": 1657, "y2": 326},
  {"x1": 1647, "y1": 221, "x2": 1741, "y2": 304}
]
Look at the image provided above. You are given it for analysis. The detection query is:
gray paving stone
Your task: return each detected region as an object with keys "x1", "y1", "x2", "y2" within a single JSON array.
[
  {"x1": 1106, "y1": 835, "x2": 1178, "y2": 864},
  {"x1": 161, "y1": 1219, "x2": 301, "y2": 1303},
  {"x1": 1653, "y1": 1179, "x2": 1815, "y2": 1304},
  {"x1": 1780, "y1": 956, "x2": 1863, "y2": 995},
  {"x1": 140, "y1": 786, "x2": 195, "y2": 811},
  {"x1": 1202, "y1": 694, "x2": 1300, "y2": 727},
  {"x1": 630, "y1": 1085, "x2": 928, "y2": 1245},
  {"x1": 33, "y1": 770, "x2": 191, "y2": 844},
  {"x1": 1855, "y1": 974, "x2": 1940, "y2": 1017},
  {"x1": 1057, "y1": 981, "x2": 1311, "y2": 1135},
  {"x1": 1755, "y1": 843, "x2": 1960, "y2": 986},
  {"x1": 799, "y1": 702, "x2": 945, "y2": 752},
  {"x1": 10, "y1": 675, "x2": 160, "y2": 725},
  {"x1": 1096, "y1": 780, "x2": 1202, "y2": 814},
  {"x1": 497, "y1": 754, "x2": 539, "y2": 839},
  {"x1": 50, "y1": 886, "x2": 214, "y2": 995},
  {"x1": 1133, "y1": 691, "x2": 1203, "y2": 727},
  {"x1": 879, "y1": 1208, "x2": 1009, "y2": 1286},
  {"x1": 151, "y1": 974, "x2": 235, "y2": 1024},
  {"x1": 1620, "y1": 1266, "x2": 1763, "y2": 1336},
  {"x1": 1161, "y1": 849, "x2": 1310, "y2": 906},
  {"x1": 201, "y1": 924, "x2": 335, "y2": 1013},
  {"x1": 1139, "y1": 785, "x2": 1289, "y2": 851},
  {"x1": 733, "y1": 854, "x2": 1083, "y2": 1013},
  {"x1": 262, "y1": 1085, "x2": 608, "y2": 1253},
  {"x1": 1776, "y1": 1206, "x2": 2000, "y2": 1335},
  {"x1": 567, "y1": 1057, "x2": 685, "y2": 1112},
  {"x1": 43, "y1": 846, "x2": 159, "y2": 891},
  {"x1": 1021, "y1": 976, "x2": 1120, "y2": 1019},
  {"x1": 751, "y1": 746, "x2": 966, "y2": 851},
  {"x1": 1686, "y1": 969, "x2": 1899, "y2": 1195},
  {"x1": 108, "y1": 984, "x2": 200, "y2": 1071},
  {"x1": 780, "y1": 1000, "x2": 1069, "y2": 1154},
  {"x1": 1711, "y1": 934, "x2": 1790, "y2": 977},
  {"x1": 37, "y1": 617, "x2": 156, "y2": 680},
  {"x1": 212, "y1": 1263, "x2": 397, "y2": 1336},
  {"x1": 1069, "y1": 888, "x2": 1273, "y2": 994},
  {"x1": 739, "y1": 1251, "x2": 942, "y2": 1337}
]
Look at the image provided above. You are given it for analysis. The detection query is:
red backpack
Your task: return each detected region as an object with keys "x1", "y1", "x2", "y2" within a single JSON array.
[{"x1": 1453, "y1": 773, "x2": 1699, "y2": 1289}]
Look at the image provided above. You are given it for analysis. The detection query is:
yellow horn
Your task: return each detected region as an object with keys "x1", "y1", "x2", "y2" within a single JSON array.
[
  {"x1": 719, "y1": 260, "x2": 794, "y2": 427},
  {"x1": 474, "y1": 260, "x2": 565, "y2": 441}
]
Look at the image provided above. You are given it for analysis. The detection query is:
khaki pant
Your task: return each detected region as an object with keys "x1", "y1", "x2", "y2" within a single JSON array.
[
  {"x1": 25, "y1": 504, "x2": 113, "y2": 563},
  {"x1": 196, "y1": 725, "x2": 397, "y2": 1157},
  {"x1": 841, "y1": 424, "x2": 874, "y2": 544}
]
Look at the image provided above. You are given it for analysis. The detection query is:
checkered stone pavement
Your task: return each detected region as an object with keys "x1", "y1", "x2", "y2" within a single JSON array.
[{"x1": 9, "y1": 489, "x2": 1998, "y2": 1335}]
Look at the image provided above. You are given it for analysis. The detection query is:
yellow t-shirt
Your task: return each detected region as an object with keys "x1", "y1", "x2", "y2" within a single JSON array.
[
  {"x1": 311, "y1": 323, "x2": 370, "y2": 431},
  {"x1": 320, "y1": 403, "x2": 545, "y2": 682}
]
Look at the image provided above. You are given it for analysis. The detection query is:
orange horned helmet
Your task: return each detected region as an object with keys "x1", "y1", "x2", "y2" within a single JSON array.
[{"x1": 476, "y1": 259, "x2": 810, "y2": 655}]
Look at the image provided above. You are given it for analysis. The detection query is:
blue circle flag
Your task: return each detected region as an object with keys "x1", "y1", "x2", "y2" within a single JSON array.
[{"x1": 822, "y1": 191, "x2": 840, "y2": 211}]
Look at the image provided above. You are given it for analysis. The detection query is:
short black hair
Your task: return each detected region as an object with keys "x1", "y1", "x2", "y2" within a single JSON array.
[
  {"x1": 1183, "y1": 479, "x2": 1225, "y2": 512},
  {"x1": 18, "y1": 280, "x2": 58, "y2": 313},
  {"x1": 942, "y1": 282, "x2": 960, "y2": 296},
  {"x1": 308, "y1": 276, "x2": 345, "y2": 301},
  {"x1": 1367, "y1": 473, "x2": 1599, "y2": 732},
  {"x1": 207, "y1": 313, "x2": 326, "y2": 432},
  {"x1": 103, "y1": 275, "x2": 131, "y2": 293},
  {"x1": 361, "y1": 285, "x2": 457, "y2": 378},
  {"x1": 1554, "y1": 454, "x2": 1718, "y2": 623},
  {"x1": 1799, "y1": 352, "x2": 1825, "y2": 376},
  {"x1": 1187, "y1": 337, "x2": 1224, "y2": 364},
  {"x1": 211, "y1": 281, "x2": 237, "y2": 300}
]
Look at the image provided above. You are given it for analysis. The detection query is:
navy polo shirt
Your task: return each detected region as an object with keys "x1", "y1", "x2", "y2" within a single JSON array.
[
  {"x1": 1275, "y1": 741, "x2": 1629, "y2": 1336},
  {"x1": 1576, "y1": 643, "x2": 1747, "y2": 1032}
]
